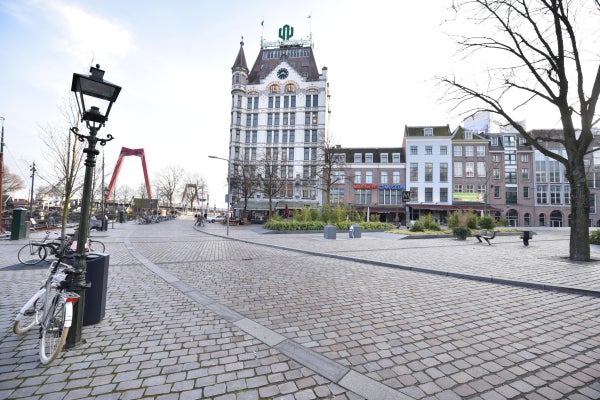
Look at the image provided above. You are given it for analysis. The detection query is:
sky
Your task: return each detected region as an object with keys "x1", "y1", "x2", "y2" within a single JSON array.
[{"x1": 0, "y1": 0, "x2": 569, "y2": 209}]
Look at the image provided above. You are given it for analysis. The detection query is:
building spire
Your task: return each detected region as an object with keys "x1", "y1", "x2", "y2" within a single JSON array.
[{"x1": 231, "y1": 37, "x2": 248, "y2": 72}]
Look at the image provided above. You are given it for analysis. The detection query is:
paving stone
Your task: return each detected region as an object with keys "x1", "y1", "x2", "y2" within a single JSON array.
[{"x1": 2, "y1": 220, "x2": 599, "y2": 400}]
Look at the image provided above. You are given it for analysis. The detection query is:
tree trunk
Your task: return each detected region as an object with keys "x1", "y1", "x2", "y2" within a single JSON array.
[
  {"x1": 568, "y1": 164, "x2": 591, "y2": 261},
  {"x1": 61, "y1": 202, "x2": 69, "y2": 244}
]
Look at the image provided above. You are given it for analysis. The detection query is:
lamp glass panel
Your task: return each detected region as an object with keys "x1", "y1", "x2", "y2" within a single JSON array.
[{"x1": 78, "y1": 77, "x2": 118, "y2": 100}]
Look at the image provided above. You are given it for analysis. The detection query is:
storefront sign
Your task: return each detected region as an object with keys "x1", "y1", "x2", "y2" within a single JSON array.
[
  {"x1": 353, "y1": 184, "x2": 378, "y2": 189},
  {"x1": 379, "y1": 185, "x2": 405, "y2": 190},
  {"x1": 452, "y1": 192, "x2": 484, "y2": 202}
]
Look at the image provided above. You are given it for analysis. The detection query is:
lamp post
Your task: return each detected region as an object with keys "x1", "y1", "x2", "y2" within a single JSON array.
[
  {"x1": 208, "y1": 155, "x2": 230, "y2": 236},
  {"x1": 67, "y1": 64, "x2": 121, "y2": 347},
  {"x1": 0, "y1": 117, "x2": 4, "y2": 232},
  {"x1": 103, "y1": 186, "x2": 109, "y2": 230},
  {"x1": 29, "y1": 162, "x2": 36, "y2": 219}
]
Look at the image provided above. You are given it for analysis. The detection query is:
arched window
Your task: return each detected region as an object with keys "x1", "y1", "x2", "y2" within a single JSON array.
[
  {"x1": 539, "y1": 213, "x2": 546, "y2": 226},
  {"x1": 524, "y1": 213, "x2": 531, "y2": 226},
  {"x1": 285, "y1": 83, "x2": 296, "y2": 93},
  {"x1": 269, "y1": 84, "x2": 280, "y2": 94},
  {"x1": 550, "y1": 210, "x2": 563, "y2": 227},
  {"x1": 507, "y1": 209, "x2": 519, "y2": 227}
]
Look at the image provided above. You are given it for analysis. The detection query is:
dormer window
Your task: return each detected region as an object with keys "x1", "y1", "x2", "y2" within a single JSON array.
[
  {"x1": 464, "y1": 131, "x2": 473, "y2": 139},
  {"x1": 333, "y1": 153, "x2": 346, "y2": 163},
  {"x1": 504, "y1": 135, "x2": 516, "y2": 147},
  {"x1": 424, "y1": 127, "x2": 433, "y2": 136},
  {"x1": 285, "y1": 83, "x2": 296, "y2": 93}
]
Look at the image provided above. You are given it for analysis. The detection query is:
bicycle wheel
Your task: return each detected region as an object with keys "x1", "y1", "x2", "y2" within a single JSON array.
[
  {"x1": 89, "y1": 240, "x2": 105, "y2": 253},
  {"x1": 39, "y1": 295, "x2": 70, "y2": 365},
  {"x1": 13, "y1": 288, "x2": 46, "y2": 334},
  {"x1": 18, "y1": 244, "x2": 47, "y2": 265}
]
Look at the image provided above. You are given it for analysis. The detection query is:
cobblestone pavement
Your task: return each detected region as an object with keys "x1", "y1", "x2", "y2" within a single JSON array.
[{"x1": 0, "y1": 217, "x2": 599, "y2": 399}]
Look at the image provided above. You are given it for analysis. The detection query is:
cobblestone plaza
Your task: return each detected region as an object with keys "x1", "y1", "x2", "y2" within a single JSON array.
[{"x1": 1, "y1": 217, "x2": 599, "y2": 399}]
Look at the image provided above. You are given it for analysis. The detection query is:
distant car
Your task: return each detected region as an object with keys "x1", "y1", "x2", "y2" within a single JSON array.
[
  {"x1": 208, "y1": 215, "x2": 225, "y2": 223},
  {"x1": 90, "y1": 216, "x2": 103, "y2": 230}
]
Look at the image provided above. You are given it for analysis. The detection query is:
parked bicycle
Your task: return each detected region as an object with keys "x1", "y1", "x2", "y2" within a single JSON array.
[
  {"x1": 17, "y1": 231, "x2": 106, "y2": 265},
  {"x1": 18, "y1": 232, "x2": 70, "y2": 265},
  {"x1": 13, "y1": 255, "x2": 80, "y2": 364}
]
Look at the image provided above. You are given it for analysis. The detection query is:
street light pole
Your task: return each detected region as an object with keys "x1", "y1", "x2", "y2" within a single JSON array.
[
  {"x1": 66, "y1": 64, "x2": 121, "y2": 348},
  {"x1": 101, "y1": 150, "x2": 106, "y2": 230},
  {"x1": 208, "y1": 155, "x2": 230, "y2": 236},
  {"x1": 29, "y1": 162, "x2": 36, "y2": 219},
  {"x1": 0, "y1": 117, "x2": 4, "y2": 232}
]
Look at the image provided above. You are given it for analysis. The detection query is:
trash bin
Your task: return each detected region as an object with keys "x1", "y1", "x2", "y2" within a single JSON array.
[
  {"x1": 119, "y1": 210, "x2": 125, "y2": 223},
  {"x1": 82, "y1": 253, "x2": 109, "y2": 325},
  {"x1": 66, "y1": 253, "x2": 110, "y2": 326},
  {"x1": 102, "y1": 218, "x2": 109, "y2": 231},
  {"x1": 11, "y1": 208, "x2": 28, "y2": 240},
  {"x1": 349, "y1": 224, "x2": 362, "y2": 238},
  {"x1": 324, "y1": 224, "x2": 336, "y2": 240}
]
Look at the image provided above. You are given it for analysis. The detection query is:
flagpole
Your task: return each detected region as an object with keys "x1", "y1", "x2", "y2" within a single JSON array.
[{"x1": 261, "y1": 17, "x2": 264, "y2": 48}]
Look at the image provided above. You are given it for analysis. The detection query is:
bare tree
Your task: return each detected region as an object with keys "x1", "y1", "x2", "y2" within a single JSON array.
[
  {"x1": 136, "y1": 182, "x2": 150, "y2": 199},
  {"x1": 183, "y1": 173, "x2": 207, "y2": 212},
  {"x1": 256, "y1": 154, "x2": 286, "y2": 219},
  {"x1": 2, "y1": 165, "x2": 25, "y2": 195},
  {"x1": 115, "y1": 184, "x2": 133, "y2": 208},
  {"x1": 155, "y1": 165, "x2": 184, "y2": 209},
  {"x1": 39, "y1": 96, "x2": 85, "y2": 240},
  {"x1": 315, "y1": 133, "x2": 345, "y2": 207},
  {"x1": 440, "y1": 0, "x2": 600, "y2": 261},
  {"x1": 230, "y1": 158, "x2": 260, "y2": 219}
]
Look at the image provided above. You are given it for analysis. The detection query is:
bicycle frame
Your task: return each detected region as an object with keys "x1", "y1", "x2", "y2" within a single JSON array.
[
  {"x1": 46, "y1": 236, "x2": 74, "y2": 257},
  {"x1": 37, "y1": 262, "x2": 80, "y2": 364},
  {"x1": 40, "y1": 290, "x2": 79, "y2": 330},
  {"x1": 14, "y1": 261, "x2": 66, "y2": 333}
]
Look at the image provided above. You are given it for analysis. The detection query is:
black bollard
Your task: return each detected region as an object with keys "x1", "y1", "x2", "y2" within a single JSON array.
[{"x1": 522, "y1": 231, "x2": 530, "y2": 246}]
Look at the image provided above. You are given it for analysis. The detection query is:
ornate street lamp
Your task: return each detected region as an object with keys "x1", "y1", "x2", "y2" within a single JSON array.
[{"x1": 66, "y1": 65, "x2": 121, "y2": 347}]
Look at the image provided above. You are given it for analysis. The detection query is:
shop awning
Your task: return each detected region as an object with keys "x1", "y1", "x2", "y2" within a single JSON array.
[
  {"x1": 352, "y1": 206, "x2": 405, "y2": 214},
  {"x1": 232, "y1": 200, "x2": 272, "y2": 211},
  {"x1": 232, "y1": 200, "x2": 319, "y2": 211},
  {"x1": 275, "y1": 200, "x2": 318, "y2": 210},
  {"x1": 409, "y1": 204, "x2": 501, "y2": 212}
]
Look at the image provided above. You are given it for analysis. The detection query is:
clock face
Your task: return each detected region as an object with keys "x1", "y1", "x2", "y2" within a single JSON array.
[{"x1": 277, "y1": 68, "x2": 289, "y2": 79}]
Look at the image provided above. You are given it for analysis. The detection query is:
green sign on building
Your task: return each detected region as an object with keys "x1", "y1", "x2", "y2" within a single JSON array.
[{"x1": 452, "y1": 192, "x2": 484, "y2": 203}]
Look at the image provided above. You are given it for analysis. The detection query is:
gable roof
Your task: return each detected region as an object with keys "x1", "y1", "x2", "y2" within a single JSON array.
[
  {"x1": 451, "y1": 126, "x2": 489, "y2": 141},
  {"x1": 404, "y1": 125, "x2": 451, "y2": 137},
  {"x1": 247, "y1": 45, "x2": 320, "y2": 84}
]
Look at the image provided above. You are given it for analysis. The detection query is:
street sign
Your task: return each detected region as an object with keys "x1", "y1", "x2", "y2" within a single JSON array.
[{"x1": 402, "y1": 191, "x2": 411, "y2": 202}]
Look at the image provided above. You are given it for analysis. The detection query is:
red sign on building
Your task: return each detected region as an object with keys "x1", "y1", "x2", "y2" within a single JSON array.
[{"x1": 353, "y1": 184, "x2": 378, "y2": 189}]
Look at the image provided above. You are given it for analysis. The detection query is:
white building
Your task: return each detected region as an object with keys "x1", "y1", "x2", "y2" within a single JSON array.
[
  {"x1": 227, "y1": 25, "x2": 329, "y2": 220},
  {"x1": 403, "y1": 126, "x2": 453, "y2": 221}
]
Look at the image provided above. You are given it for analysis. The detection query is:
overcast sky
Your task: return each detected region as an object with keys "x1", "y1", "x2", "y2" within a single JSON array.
[{"x1": 0, "y1": 0, "x2": 562, "y2": 208}]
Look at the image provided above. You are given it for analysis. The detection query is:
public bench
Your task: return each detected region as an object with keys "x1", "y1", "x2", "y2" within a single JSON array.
[
  {"x1": 474, "y1": 230, "x2": 496, "y2": 245},
  {"x1": 29, "y1": 218, "x2": 47, "y2": 231}
]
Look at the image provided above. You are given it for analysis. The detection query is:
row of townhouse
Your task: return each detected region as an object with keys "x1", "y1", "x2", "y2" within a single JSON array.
[
  {"x1": 331, "y1": 114, "x2": 600, "y2": 227},
  {"x1": 225, "y1": 29, "x2": 599, "y2": 227}
]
